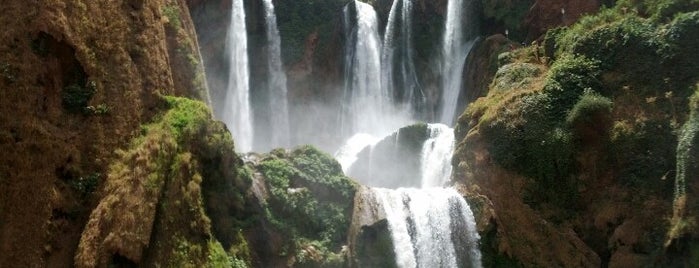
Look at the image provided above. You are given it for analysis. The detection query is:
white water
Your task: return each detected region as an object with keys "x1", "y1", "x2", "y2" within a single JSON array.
[
  {"x1": 421, "y1": 124, "x2": 456, "y2": 188},
  {"x1": 439, "y1": 0, "x2": 477, "y2": 125},
  {"x1": 381, "y1": 0, "x2": 421, "y2": 115},
  {"x1": 342, "y1": 1, "x2": 411, "y2": 138},
  {"x1": 222, "y1": 0, "x2": 253, "y2": 152},
  {"x1": 352, "y1": 124, "x2": 481, "y2": 268},
  {"x1": 335, "y1": 133, "x2": 380, "y2": 173},
  {"x1": 261, "y1": 0, "x2": 290, "y2": 149},
  {"x1": 373, "y1": 187, "x2": 481, "y2": 268}
]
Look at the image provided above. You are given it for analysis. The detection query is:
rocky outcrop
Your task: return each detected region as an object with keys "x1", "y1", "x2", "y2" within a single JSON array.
[
  {"x1": 0, "y1": 0, "x2": 208, "y2": 266},
  {"x1": 454, "y1": 5, "x2": 699, "y2": 267},
  {"x1": 523, "y1": 0, "x2": 600, "y2": 42},
  {"x1": 75, "y1": 97, "x2": 246, "y2": 267},
  {"x1": 348, "y1": 123, "x2": 429, "y2": 188},
  {"x1": 347, "y1": 186, "x2": 397, "y2": 268},
  {"x1": 457, "y1": 34, "x2": 519, "y2": 115}
]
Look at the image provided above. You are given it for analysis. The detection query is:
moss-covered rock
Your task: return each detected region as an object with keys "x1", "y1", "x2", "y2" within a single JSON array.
[
  {"x1": 454, "y1": 1, "x2": 699, "y2": 266},
  {"x1": 250, "y1": 145, "x2": 358, "y2": 267},
  {"x1": 75, "y1": 96, "x2": 250, "y2": 267}
]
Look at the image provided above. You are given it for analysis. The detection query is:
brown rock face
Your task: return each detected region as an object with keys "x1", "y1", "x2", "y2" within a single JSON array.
[
  {"x1": 454, "y1": 131, "x2": 602, "y2": 267},
  {"x1": 0, "y1": 0, "x2": 208, "y2": 266},
  {"x1": 523, "y1": 0, "x2": 600, "y2": 41},
  {"x1": 458, "y1": 34, "x2": 519, "y2": 114}
]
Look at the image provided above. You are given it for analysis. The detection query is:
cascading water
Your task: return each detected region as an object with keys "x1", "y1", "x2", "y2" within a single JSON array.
[
  {"x1": 438, "y1": 0, "x2": 477, "y2": 125},
  {"x1": 375, "y1": 187, "x2": 481, "y2": 268},
  {"x1": 343, "y1": 124, "x2": 481, "y2": 267},
  {"x1": 222, "y1": 0, "x2": 253, "y2": 152},
  {"x1": 335, "y1": 133, "x2": 380, "y2": 173},
  {"x1": 381, "y1": 0, "x2": 422, "y2": 115},
  {"x1": 342, "y1": 0, "x2": 411, "y2": 137},
  {"x1": 261, "y1": 0, "x2": 290, "y2": 150},
  {"x1": 421, "y1": 124, "x2": 456, "y2": 188}
]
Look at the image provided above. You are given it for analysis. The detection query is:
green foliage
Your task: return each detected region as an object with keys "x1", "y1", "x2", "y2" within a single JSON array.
[
  {"x1": 675, "y1": 85, "x2": 699, "y2": 198},
  {"x1": 62, "y1": 81, "x2": 97, "y2": 114},
  {"x1": 543, "y1": 55, "x2": 602, "y2": 118},
  {"x1": 163, "y1": 4, "x2": 182, "y2": 30},
  {"x1": 610, "y1": 119, "x2": 676, "y2": 193},
  {"x1": 490, "y1": 63, "x2": 542, "y2": 92},
  {"x1": 256, "y1": 146, "x2": 356, "y2": 265},
  {"x1": 69, "y1": 173, "x2": 100, "y2": 199},
  {"x1": 542, "y1": 27, "x2": 566, "y2": 60},
  {"x1": 161, "y1": 95, "x2": 211, "y2": 140},
  {"x1": 566, "y1": 90, "x2": 613, "y2": 126},
  {"x1": 483, "y1": 92, "x2": 578, "y2": 207},
  {"x1": 617, "y1": 0, "x2": 699, "y2": 21}
]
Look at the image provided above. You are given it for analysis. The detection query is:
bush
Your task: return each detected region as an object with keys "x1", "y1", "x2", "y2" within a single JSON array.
[
  {"x1": 543, "y1": 55, "x2": 602, "y2": 118},
  {"x1": 62, "y1": 81, "x2": 96, "y2": 114},
  {"x1": 69, "y1": 173, "x2": 100, "y2": 199},
  {"x1": 490, "y1": 63, "x2": 542, "y2": 92},
  {"x1": 566, "y1": 90, "x2": 613, "y2": 126},
  {"x1": 257, "y1": 146, "x2": 357, "y2": 261}
]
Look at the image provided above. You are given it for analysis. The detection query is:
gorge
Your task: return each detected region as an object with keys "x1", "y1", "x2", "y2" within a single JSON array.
[{"x1": 1, "y1": 0, "x2": 699, "y2": 267}]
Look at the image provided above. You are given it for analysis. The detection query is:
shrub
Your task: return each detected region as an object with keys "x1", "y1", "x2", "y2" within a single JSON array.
[
  {"x1": 543, "y1": 55, "x2": 602, "y2": 118},
  {"x1": 566, "y1": 90, "x2": 613, "y2": 126},
  {"x1": 490, "y1": 63, "x2": 542, "y2": 92},
  {"x1": 62, "y1": 81, "x2": 96, "y2": 114},
  {"x1": 256, "y1": 146, "x2": 356, "y2": 264},
  {"x1": 69, "y1": 173, "x2": 100, "y2": 199}
]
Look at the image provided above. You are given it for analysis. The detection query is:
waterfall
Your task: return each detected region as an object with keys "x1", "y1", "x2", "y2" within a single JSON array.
[
  {"x1": 381, "y1": 0, "x2": 422, "y2": 115},
  {"x1": 421, "y1": 124, "x2": 456, "y2": 188},
  {"x1": 342, "y1": 0, "x2": 411, "y2": 138},
  {"x1": 373, "y1": 187, "x2": 481, "y2": 268},
  {"x1": 362, "y1": 124, "x2": 481, "y2": 268},
  {"x1": 261, "y1": 0, "x2": 290, "y2": 149},
  {"x1": 438, "y1": 0, "x2": 477, "y2": 125},
  {"x1": 222, "y1": 0, "x2": 253, "y2": 152},
  {"x1": 335, "y1": 133, "x2": 380, "y2": 173}
]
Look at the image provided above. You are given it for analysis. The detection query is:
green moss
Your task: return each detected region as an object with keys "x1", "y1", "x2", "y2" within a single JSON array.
[
  {"x1": 163, "y1": 4, "x2": 182, "y2": 30},
  {"x1": 161, "y1": 95, "x2": 211, "y2": 140},
  {"x1": 491, "y1": 63, "x2": 542, "y2": 92}
]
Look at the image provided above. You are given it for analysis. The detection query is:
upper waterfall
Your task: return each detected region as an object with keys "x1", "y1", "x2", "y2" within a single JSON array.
[
  {"x1": 381, "y1": 0, "x2": 423, "y2": 116},
  {"x1": 222, "y1": 0, "x2": 253, "y2": 152},
  {"x1": 439, "y1": 0, "x2": 478, "y2": 125},
  {"x1": 342, "y1": 0, "x2": 412, "y2": 138},
  {"x1": 261, "y1": 0, "x2": 291, "y2": 150}
]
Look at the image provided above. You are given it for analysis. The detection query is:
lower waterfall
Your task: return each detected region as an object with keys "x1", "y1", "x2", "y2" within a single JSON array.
[{"x1": 344, "y1": 123, "x2": 481, "y2": 268}]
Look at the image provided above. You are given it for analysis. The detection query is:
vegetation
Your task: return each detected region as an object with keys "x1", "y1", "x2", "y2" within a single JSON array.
[
  {"x1": 62, "y1": 81, "x2": 97, "y2": 114},
  {"x1": 255, "y1": 145, "x2": 357, "y2": 266},
  {"x1": 455, "y1": 1, "x2": 699, "y2": 265},
  {"x1": 163, "y1": 4, "x2": 182, "y2": 30}
]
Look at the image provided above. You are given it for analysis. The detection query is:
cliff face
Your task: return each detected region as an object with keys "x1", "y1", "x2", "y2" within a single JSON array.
[
  {"x1": 454, "y1": 2, "x2": 699, "y2": 266},
  {"x1": 0, "y1": 0, "x2": 208, "y2": 266}
]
